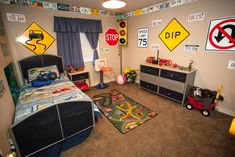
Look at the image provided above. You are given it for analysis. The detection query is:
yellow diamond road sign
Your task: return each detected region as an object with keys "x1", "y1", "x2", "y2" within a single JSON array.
[
  {"x1": 159, "y1": 18, "x2": 189, "y2": 51},
  {"x1": 17, "y1": 22, "x2": 55, "y2": 54}
]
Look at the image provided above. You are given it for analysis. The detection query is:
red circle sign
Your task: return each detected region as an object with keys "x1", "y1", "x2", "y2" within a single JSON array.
[
  {"x1": 105, "y1": 28, "x2": 119, "y2": 46},
  {"x1": 209, "y1": 19, "x2": 235, "y2": 49}
]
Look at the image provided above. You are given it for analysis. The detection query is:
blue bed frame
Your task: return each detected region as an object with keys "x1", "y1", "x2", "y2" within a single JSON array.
[{"x1": 10, "y1": 55, "x2": 95, "y2": 157}]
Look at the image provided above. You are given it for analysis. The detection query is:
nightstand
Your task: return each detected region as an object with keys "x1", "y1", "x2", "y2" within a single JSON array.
[{"x1": 67, "y1": 70, "x2": 91, "y2": 89}]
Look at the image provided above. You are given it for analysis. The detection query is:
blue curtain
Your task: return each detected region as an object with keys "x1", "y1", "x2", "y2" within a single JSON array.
[
  {"x1": 56, "y1": 32, "x2": 84, "y2": 68},
  {"x1": 85, "y1": 32, "x2": 99, "y2": 65},
  {"x1": 54, "y1": 17, "x2": 103, "y2": 68}
]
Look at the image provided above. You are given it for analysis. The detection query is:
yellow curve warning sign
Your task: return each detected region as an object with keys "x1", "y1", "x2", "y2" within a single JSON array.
[
  {"x1": 159, "y1": 18, "x2": 189, "y2": 51},
  {"x1": 17, "y1": 22, "x2": 55, "y2": 54}
]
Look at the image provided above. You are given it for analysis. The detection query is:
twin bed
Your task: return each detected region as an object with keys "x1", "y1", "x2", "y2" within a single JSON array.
[{"x1": 9, "y1": 55, "x2": 99, "y2": 157}]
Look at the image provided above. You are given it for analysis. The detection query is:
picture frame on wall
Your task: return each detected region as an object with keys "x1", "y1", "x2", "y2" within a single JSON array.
[{"x1": 0, "y1": 43, "x2": 9, "y2": 57}]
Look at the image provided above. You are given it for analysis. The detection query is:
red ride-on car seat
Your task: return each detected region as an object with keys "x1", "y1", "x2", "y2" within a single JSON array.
[{"x1": 185, "y1": 86, "x2": 223, "y2": 117}]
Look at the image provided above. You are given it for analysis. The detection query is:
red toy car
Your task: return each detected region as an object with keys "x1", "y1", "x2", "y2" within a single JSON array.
[{"x1": 185, "y1": 86, "x2": 223, "y2": 117}]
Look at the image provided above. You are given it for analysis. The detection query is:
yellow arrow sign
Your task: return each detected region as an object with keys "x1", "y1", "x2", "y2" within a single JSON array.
[
  {"x1": 17, "y1": 22, "x2": 55, "y2": 55},
  {"x1": 159, "y1": 18, "x2": 189, "y2": 51}
]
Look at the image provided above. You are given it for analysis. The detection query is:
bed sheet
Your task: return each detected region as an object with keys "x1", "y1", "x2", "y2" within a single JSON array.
[{"x1": 14, "y1": 77, "x2": 99, "y2": 123}]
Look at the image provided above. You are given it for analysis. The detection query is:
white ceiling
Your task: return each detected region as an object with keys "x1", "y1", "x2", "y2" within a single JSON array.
[{"x1": 49, "y1": 0, "x2": 165, "y2": 13}]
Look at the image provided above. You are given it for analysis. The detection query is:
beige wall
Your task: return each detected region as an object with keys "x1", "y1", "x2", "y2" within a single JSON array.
[
  {"x1": 0, "y1": 10, "x2": 15, "y2": 156},
  {"x1": 0, "y1": 4, "x2": 121, "y2": 87},
  {"x1": 123, "y1": 0, "x2": 235, "y2": 116}
]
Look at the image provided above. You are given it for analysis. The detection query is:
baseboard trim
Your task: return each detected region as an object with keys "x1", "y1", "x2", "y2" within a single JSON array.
[{"x1": 217, "y1": 107, "x2": 235, "y2": 117}]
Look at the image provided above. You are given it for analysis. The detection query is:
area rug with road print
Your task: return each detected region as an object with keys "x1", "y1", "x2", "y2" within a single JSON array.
[{"x1": 92, "y1": 89, "x2": 157, "y2": 134}]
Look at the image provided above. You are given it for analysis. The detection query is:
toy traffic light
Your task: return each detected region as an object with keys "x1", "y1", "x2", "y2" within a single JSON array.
[{"x1": 118, "y1": 20, "x2": 127, "y2": 46}]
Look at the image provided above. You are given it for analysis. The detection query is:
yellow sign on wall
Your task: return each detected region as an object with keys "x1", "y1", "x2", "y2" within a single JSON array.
[
  {"x1": 17, "y1": 22, "x2": 55, "y2": 54},
  {"x1": 159, "y1": 18, "x2": 189, "y2": 51}
]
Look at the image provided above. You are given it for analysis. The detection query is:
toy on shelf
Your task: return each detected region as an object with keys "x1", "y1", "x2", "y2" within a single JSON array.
[
  {"x1": 159, "y1": 58, "x2": 172, "y2": 66},
  {"x1": 145, "y1": 55, "x2": 195, "y2": 72},
  {"x1": 66, "y1": 65, "x2": 74, "y2": 73},
  {"x1": 177, "y1": 60, "x2": 195, "y2": 71},
  {"x1": 187, "y1": 60, "x2": 194, "y2": 71},
  {"x1": 66, "y1": 65, "x2": 84, "y2": 73},
  {"x1": 172, "y1": 63, "x2": 178, "y2": 68},
  {"x1": 178, "y1": 65, "x2": 189, "y2": 71},
  {"x1": 146, "y1": 56, "x2": 155, "y2": 63},
  {"x1": 185, "y1": 85, "x2": 224, "y2": 117}
]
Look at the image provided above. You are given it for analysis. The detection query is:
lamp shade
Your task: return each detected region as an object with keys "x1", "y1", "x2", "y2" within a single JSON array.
[{"x1": 102, "y1": 0, "x2": 126, "y2": 9}]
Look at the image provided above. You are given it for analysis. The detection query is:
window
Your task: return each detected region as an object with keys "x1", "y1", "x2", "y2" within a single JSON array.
[{"x1": 80, "y1": 33, "x2": 99, "y2": 63}]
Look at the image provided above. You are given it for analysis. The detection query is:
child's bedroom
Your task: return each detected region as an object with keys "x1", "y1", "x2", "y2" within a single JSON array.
[{"x1": 0, "y1": 0, "x2": 235, "y2": 157}]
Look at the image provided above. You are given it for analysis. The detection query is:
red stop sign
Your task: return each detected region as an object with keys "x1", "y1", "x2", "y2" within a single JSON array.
[{"x1": 105, "y1": 28, "x2": 119, "y2": 46}]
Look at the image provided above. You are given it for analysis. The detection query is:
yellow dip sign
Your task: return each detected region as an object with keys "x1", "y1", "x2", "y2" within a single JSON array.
[{"x1": 159, "y1": 18, "x2": 189, "y2": 51}]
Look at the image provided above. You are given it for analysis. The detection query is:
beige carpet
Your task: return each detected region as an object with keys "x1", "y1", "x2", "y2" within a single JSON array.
[{"x1": 61, "y1": 82, "x2": 235, "y2": 157}]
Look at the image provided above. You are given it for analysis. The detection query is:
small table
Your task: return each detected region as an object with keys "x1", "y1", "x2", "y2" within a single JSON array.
[{"x1": 67, "y1": 70, "x2": 91, "y2": 89}]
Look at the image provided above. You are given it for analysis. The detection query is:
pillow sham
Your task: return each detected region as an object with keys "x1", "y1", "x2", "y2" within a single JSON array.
[{"x1": 27, "y1": 65, "x2": 59, "y2": 82}]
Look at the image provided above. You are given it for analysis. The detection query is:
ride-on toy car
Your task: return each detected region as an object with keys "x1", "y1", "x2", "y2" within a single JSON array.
[{"x1": 185, "y1": 85, "x2": 223, "y2": 117}]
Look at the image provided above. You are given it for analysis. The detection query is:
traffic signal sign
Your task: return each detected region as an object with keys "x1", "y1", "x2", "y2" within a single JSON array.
[{"x1": 118, "y1": 20, "x2": 127, "y2": 46}]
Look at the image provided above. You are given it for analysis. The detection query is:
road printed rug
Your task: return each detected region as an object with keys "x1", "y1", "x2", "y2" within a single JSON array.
[{"x1": 92, "y1": 89, "x2": 157, "y2": 134}]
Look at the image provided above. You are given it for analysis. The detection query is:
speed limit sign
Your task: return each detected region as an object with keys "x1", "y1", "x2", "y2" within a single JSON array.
[{"x1": 138, "y1": 28, "x2": 149, "y2": 48}]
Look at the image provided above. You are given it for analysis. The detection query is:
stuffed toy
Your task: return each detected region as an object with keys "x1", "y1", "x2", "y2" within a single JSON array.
[
  {"x1": 37, "y1": 72, "x2": 49, "y2": 81},
  {"x1": 32, "y1": 71, "x2": 58, "y2": 87},
  {"x1": 48, "y1": 71, "x2": 57, "y2": 80}
]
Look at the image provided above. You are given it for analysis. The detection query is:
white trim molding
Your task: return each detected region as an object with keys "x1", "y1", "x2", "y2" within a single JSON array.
[{"x1": 217, "y1": 107, "x2": 235, "y2": 117}]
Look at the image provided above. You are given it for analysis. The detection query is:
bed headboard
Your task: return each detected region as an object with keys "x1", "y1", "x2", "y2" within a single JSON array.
[{"x1": 19, "y1": 54, "x2": 64, "y2": 81}]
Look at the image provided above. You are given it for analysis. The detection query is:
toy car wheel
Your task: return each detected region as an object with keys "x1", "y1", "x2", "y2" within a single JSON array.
[
  {"x1": 201, "y1": 110, "x2": 210, "y2": 117},
  {"x1": 186, "y1": 104, "x2": 193, "y2": 110}
]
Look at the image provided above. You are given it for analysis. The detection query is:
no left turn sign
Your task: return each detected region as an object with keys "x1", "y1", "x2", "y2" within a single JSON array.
[{"x1": 206, "y1": 17, "x2": 235, "y2": 51}]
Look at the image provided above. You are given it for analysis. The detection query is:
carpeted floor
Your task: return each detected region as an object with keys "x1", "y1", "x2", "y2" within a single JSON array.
[{"x1": 61, "y1": 82, "x2": 235, "y2": 157}]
